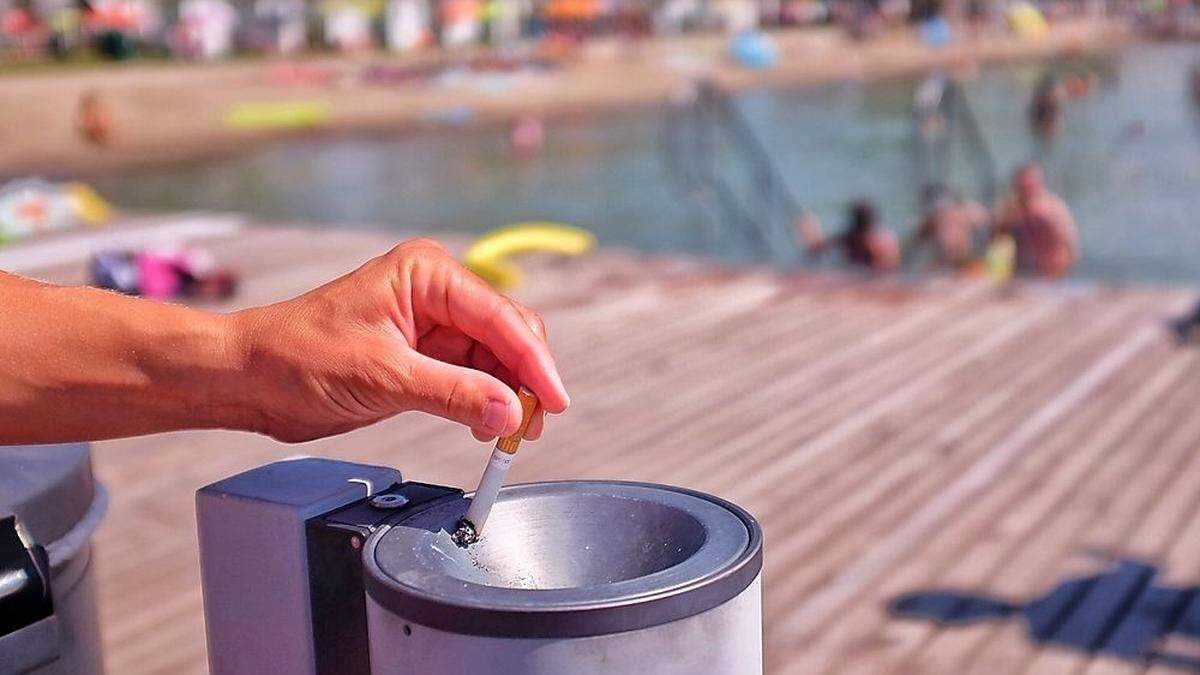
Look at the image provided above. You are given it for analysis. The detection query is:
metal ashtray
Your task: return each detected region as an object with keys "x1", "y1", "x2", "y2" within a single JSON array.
[{"x1": 363, "y1": 481, "x2": 763, "y2": 674}]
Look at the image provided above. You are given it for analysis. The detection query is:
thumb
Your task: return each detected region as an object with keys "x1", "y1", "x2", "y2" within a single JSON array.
[{"x1": 399, "y1": 352, "x2": 522, "y2": 437}]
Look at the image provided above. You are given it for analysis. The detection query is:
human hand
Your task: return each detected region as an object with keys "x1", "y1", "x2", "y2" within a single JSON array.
[
  {"x1": 227, "y1": 239, "x2": 568, "y2": 443},
  {"x1": 794, "y1": 212, "x2": 826, "y2": 252}
]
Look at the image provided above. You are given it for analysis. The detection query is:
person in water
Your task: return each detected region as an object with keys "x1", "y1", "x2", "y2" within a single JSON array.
[
  {"x1": 1030, "y1": 75, "x2": 1065, "y2": 138},
  {"x1": 1170, "y1": 299, "x2": 1200, "y2": 344},
  {"x1": 509, "y1": 114, "x2": 544, "y2": 158},
  {"x1": 993, "y1": 163, "x2": 1079, "y2": 278},
  {"x1": 905, "y1": 183, "x2": 989, "y2": 271},
  {"x1": 795, "y1": 199, "x2": 901, "y2": 272}
]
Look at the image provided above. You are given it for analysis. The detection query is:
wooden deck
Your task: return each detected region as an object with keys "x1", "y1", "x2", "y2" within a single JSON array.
[{"x1": 15, "y1": 216, "x2": 1200, "y2": 674}]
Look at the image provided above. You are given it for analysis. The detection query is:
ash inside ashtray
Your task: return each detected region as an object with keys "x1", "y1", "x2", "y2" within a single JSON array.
[{"x1": 451, "y1": 518, "x2": 478, "y2": 548}]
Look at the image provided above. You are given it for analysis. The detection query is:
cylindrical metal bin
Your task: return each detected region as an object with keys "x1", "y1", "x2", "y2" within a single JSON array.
[
  {"x1": 363, "y1": 481, "x2": 763, "y2": 675},
  {"x1": 0, "y1": 443, "x2": 107, "y2": 675}
]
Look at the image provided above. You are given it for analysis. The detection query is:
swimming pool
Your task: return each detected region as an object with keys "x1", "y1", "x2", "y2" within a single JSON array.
[{"x1": 92, "y1": 43, "x2": 1200, "y2": 285}]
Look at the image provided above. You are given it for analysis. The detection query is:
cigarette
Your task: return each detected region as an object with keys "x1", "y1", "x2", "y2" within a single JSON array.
[{"x1": 455, "y1": 387, "x2": 539, "y2": 545}]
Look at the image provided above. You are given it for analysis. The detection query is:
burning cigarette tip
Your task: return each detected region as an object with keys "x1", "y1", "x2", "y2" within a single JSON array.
[{"x1": 451, "y1": 518, "x2": 478, "y2": 548}]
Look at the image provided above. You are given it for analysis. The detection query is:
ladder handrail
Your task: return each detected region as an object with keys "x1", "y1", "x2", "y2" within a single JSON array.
[
  {"x1": 661, "y1": 80, "x2": 804, "y2": 265},
  {"x1": 915, "y1": 75, "x2": 999, "y2": 207}
]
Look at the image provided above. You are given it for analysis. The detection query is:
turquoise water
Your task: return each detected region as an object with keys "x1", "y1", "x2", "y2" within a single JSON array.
[{"x1": 93, "y1": 43, "x2": 1200, "y2": 285}]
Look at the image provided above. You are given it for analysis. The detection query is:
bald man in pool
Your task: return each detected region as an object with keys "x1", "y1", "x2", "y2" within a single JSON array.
[
  {"x1": 993, "y1": 164, "x2": 1079, "y2": 278},
  {"x1": 0, "y1": 238, "x2": 569, "y2": 445}
]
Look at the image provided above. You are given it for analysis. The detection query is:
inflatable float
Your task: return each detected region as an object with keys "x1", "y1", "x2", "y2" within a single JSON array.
[
  {"x1": 1006, "y1": 2, "x2": 1049, "y2": 38},
  {"x1": 224, "y1": 101, "x2": 331, "y2": 130},
  {"x1": 463, "y1": 222, "x2": 595, "y2": 289},
  {"x1": 0, "y1": 179, "x2": 113, "y2": 242},
  {"x1": 984, "y1": 234, "x2": 1016, "y2": 282}
]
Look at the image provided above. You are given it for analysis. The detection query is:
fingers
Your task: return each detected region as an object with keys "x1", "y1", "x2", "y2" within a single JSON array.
[
  {"x1": 416, "y1": 326, "x2": 476, "y2": 367},
  {"x1": 416, "y1": 326, "x2": 548, "y2": 442},
  {"x1": 466, "y1": 296, "x2": 567, "y2": 413},
  {"x1": 410, "y1": 252, "x2": 570, "y2": 414},
  {"x1": 510, "y1": 301, "x2": 548, "y2": 342},
  {"x1": 470, "y1": 404, "x2": 544, "y2": 444},
  {"x1": 482, "y1": 310, "x2": 548, "y2": 441},
  {"x1": 524, "y1": 407, "x2": 545, "y2": 440},
  {"x1": 399, "y1": 351, "x2": 523, "y2": 438},
  {"x1": 478, "y1": 337, "x2": 547, "y2": 441}
]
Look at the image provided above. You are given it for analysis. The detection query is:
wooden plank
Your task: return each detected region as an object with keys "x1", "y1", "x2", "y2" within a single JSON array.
[
  {"x1": 761, "y1": 297, "x2": 1153, "y2": 657},
  {"x1": 1064, "y1": 380, "x2": 1200, "y2": 675},
  {"x1": 948, "y1": 347, "x2": 1196, "y2": 674},
  {"x1": 769, "y1": 297, "x2": 1161, "y2": 674},
  {"x1": 777, "y1": 300, "x2": 1180, "y2": 672},
  {"x1": 787, "y1": 339, "x2": 1158, "y2": 675},
  {"x1": 0, "y1": 213, "x2": 245, "y2": 275},
  {"x1": 1015, "y1": 360, "x2": 1200, "y2": 675},
  {"x1": 64, "y1": 221, "x2": 1200, "y2": 675},
  {"x1": 767, "y1": 301, "x2": 1102, "y2": 640},
  {"x1": 551, "y1": 284, "x2": 992, "y2": 482},
  {"x1": 913, "y1": 348, "x2": 1200, "y2": 675}
]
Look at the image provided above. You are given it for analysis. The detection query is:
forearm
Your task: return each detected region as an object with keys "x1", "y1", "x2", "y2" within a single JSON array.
[
  {"x1": 0, "y1": 272, "x2": 252, "y2": 443},
  {"x1": 0, "y1": 240, "x2": 570, "y2": 445}
]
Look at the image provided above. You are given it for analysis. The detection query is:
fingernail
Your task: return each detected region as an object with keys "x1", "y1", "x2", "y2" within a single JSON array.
[
  {"x1": 550, "y1": 373, "x2": 569, "y2": 409},
  {"x1": 483, "y1": 399, "x2": 511, "y2": 435},
  {"x1": 549, "y1": 394, "x2": 569, "y2": 415}
]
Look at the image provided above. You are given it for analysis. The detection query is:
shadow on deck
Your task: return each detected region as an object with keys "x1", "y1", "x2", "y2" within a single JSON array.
[{"x1": 893, "y1": 558, "x2": 1200, "y2": 671}]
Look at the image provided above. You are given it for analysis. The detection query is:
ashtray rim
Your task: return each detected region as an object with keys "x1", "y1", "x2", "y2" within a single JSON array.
[{"x1": 362, "y1": 480, "x2": 763, "y2": 639}]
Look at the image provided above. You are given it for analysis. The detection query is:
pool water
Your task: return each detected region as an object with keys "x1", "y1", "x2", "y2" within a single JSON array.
[{"x1": 93, "y1": 43, "x2": 1200, "y2": 285}]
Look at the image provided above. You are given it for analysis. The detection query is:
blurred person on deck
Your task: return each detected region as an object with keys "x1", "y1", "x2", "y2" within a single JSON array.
[
  {"x1": 1171, "y1": 300, "x2": 1200, "y2": 344},
  {"x1": 75, "y1": 91, "x2": 113, "y2": 147}
]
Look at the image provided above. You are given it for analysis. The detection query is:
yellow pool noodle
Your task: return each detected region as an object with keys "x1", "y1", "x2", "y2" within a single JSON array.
[
  {"x1": 464, "y1": 222, "x2": 596, "y2": 289},
  {"x1": 224, "y1": 102, "x2": 331, "y2": 130},
  {"x1": 65, "y1": 182, "x2": 113, "y2": 226}
]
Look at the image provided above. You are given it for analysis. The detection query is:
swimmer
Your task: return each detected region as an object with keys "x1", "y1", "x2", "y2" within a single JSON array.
[
  {"x1": 796, "y1": 199, "x2": 900, "y2": 273},
  {"x1": 906, "y1": 183, "x2": 989, "y2": 271},
  {"x1": 1063, "y1": 72, "x2": 1098, "y2": 100},
  {"x1": 1030, "y1": 75, "x2": 1065, "y2": 138},
  {"x1": 510, "y1": 115, "x2": 545, "y2": 158},
  {"x1": 993, "y1": 163, "x2": 1079, "y2": 278}
]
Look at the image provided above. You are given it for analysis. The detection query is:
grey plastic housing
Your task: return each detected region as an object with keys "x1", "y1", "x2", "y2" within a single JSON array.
[{"x1": 196, "y1": 457, "x2": 401, "y2": 675}]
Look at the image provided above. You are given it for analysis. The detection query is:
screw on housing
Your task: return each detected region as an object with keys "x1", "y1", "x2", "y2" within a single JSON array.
[{"x1": 370, "y1": 493, "x2": 410, "y2": 509}]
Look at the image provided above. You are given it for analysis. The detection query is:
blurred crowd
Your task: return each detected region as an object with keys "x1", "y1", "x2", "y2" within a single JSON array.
[
  {"x1": 793, "y1": 69, "x2": 1097, "y2": 281},
  {"x1": 0, "y1": 0, "x2": 1142, "y2": 63},
  {"x1": 796, "y1": 162, "x2": 1077, "y2": 279}
]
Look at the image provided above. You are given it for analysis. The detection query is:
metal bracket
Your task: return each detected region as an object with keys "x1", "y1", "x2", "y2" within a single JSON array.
[
  {"x1": 306, "y1": 481, "x2": 463, "y2": 675},
  {"x1": 0, "y1": 514, "x2": 60, "y2": 675}
]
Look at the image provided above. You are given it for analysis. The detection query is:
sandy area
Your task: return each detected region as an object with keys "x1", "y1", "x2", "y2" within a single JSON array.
[{"x1": 0, "y1": 18, "x2": 1129, "y2": 176}]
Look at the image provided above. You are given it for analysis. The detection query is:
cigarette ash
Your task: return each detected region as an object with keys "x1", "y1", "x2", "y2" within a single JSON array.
[
  {"x1": 451, "y1": 518, "x2": 478, "y2": 548},
  {"x1": 446, "y1": 519, "x2": 540, "y2": 588}
]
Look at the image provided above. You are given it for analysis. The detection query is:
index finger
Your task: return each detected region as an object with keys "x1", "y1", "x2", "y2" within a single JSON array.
[{"x1": 418, "y1": 257, "x2": 570, "y2": 414}]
